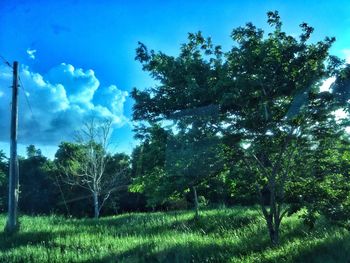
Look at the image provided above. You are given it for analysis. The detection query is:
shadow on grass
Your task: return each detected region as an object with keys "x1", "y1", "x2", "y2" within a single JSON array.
[
  {"x1": 81, "y1": 242, "x2": 235, "y2": 263},
  {"x1": 275, "y1": 233, "x2": 350, "y2": 263},
  {"x1": 0, "y1": 228, "x2": 82, "y2": 253},
  {"x1": 0, "y1": 231, "x2": 55, "y2": 251}
]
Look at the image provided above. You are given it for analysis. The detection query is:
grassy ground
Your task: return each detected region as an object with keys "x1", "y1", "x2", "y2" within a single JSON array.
[{"x1": 0, "y1": 207, "x2": 349, "y2": 262}]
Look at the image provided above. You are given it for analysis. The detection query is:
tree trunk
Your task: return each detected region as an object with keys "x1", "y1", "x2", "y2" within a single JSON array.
[
  {"x1": 273, "y1": 225, "x2": 279, "y2": 246},
  {"x1": 258, "y1": 184, "x2": 281, "y2": 246},
  {"x1": 267, "y1": 221, "x2": 279, "y2": 246},
  {"x1": 264, "y1": 207, "x2": 281, "y2": 246},
  {"x1": 93, "y1": 192, "x2": 99, "y2": 219},
  {"x1": 192, "y1": 186, "x2": 199, "y2": 219}
]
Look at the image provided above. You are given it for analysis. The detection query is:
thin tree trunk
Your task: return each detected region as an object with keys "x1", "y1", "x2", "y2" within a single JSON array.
[
  {"x1": 273, "y1": 221, "x2": 280, "y2": 246},
  {"x1": 257, "y1": 184, "x2": 280, "y2": 246},
  {"x1": 266, "y1": 216, "x2": 280, "y2": 246},
  {"x1": 93, "y1": 192, "x2": 99, "y2": 219},
  {"x1": 192, "y1": 186, "x2": 199, "y2": 219},
  {"x1": 269, "y1": 177, "x2": 279, "y2": 245}
]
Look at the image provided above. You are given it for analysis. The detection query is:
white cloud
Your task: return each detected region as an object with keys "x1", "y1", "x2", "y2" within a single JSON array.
[
  {"x1": 26, "y1": 48, "x2": 37, "y2": 60},
  {"x1": 46, "y1": 63, "x2": 99, "y2": 105},
  {"x1": 93, "y1": 84, "x2": 128, "y2": 116},
  {"x1": 0, "y1": 63, "x2": 128, "y2": 145}
]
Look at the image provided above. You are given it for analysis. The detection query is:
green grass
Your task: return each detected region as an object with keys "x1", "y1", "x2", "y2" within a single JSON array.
[{"x1": 0, "y1": 207, "x2": 349, "y2": 262}]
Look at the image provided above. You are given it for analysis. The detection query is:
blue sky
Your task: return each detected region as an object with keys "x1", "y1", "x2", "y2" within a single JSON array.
[{"x1": 0, "y1": 0, "x2": 350, "y2": 158}]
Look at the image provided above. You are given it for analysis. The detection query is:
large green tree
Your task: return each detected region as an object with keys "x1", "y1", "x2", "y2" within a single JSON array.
[
  {"x1": 132, "y1": 11, "x2": 345, "y2": 244},
  {"x1": 222, "y1": 12, "x2": 344, "y2": 245}
]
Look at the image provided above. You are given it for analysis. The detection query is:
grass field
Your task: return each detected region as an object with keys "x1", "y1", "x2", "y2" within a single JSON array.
[{"x1": 0, "y1": 207, "x2": 349, "y2": 262}]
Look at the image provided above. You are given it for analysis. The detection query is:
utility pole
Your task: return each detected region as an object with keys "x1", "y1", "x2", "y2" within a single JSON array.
[{"x1": 5, "y1": 61, "x2": 19, "y2": 233}]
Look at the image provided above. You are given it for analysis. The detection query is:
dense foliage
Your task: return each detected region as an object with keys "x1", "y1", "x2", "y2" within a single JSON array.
[{"x1": 131, "y1": 11, "x2": 350, "y2": 244}]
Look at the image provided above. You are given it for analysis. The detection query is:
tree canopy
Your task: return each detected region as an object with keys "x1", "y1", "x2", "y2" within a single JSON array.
[{"x1": 131, "y1": 11, "x2": 348, "y2": 244}]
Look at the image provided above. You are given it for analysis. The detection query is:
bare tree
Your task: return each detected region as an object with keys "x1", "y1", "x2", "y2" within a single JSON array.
[{"x1": 61, "y1": 118, "x2": 125, "y2": 218}]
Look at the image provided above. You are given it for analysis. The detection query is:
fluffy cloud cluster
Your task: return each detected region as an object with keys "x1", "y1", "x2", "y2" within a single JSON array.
[
  {"x1": 26, "y1": 48, "x2": 37, "y2": 60},
  {"x1": 0, "y1": 63, "x2": 128, "y2": 145}
]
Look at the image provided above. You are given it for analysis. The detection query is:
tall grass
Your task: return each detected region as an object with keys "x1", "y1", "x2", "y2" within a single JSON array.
[{"x1": 0, "y1": 207, "x2": 349, "y2": 262}]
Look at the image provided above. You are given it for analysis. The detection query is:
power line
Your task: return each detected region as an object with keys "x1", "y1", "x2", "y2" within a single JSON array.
[
  {"x1": 18, "y1": 73, "x2": 37, "y2": 124},
  {"x1": 0, "y1": 59, "x2": 36, "y2": 120},
  {"x1": 0, "y1": 54, "x2": 12, "y2": 68}
]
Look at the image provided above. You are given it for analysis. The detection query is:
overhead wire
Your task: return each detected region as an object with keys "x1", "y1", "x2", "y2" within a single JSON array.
[
  {"x1": 0, "y1": 54, "x2": 12, "y2": 68},
  {"x1": 18, "y1": 73, "x2": 37, "y2": 124},
  {"x1": 0, "y1": 54, "x2": 13, "y2": 121},
  {"x1": 0, "y1": 57, "x2": 37, "y2": 122}
]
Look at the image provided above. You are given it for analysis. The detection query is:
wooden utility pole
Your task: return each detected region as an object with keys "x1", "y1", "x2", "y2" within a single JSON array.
[{"x1": 5, "y1": 61, "x2": 19, "y2": 233}]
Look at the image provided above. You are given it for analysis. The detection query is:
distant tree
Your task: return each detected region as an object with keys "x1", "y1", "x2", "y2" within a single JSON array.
[
  {"x1": 101, "y1": 152, "x2": 131, "y2": 214},
  {"x1": 26, "y1": 144, "x2": 42, "y2": 158},
  {"x1": 290, "y1": 117, "x2": 350, "y2": 229},
  {"x1": 19, "y1": 146, "x2": 56, "y2": 214},
  {"x1": 57, "y1": 119, "x2": 126, "y2": 218},
  {"x1": 54, "y1": 142, "x2": 91, "y2": 217}
]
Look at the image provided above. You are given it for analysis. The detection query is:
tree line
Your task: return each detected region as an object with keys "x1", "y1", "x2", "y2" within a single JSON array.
[{"x1": 1, "y1": 11, "x2": 350, "y2": 245}]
